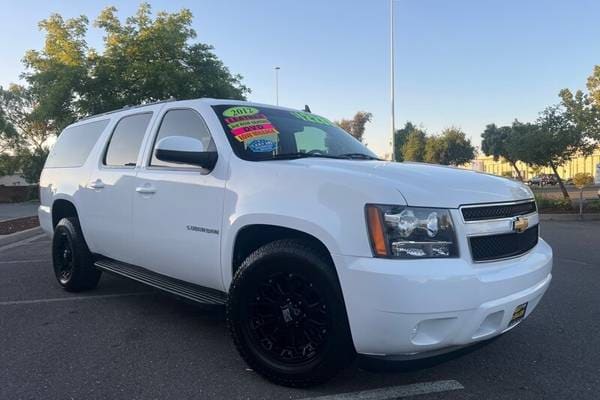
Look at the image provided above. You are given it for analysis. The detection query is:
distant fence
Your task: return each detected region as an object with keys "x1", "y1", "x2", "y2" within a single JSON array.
[{"x1": 0, "y1": 186, "x2": 39, "y2": 203}]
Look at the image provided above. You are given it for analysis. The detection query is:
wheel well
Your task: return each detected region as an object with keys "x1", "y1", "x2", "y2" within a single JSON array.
[
  {"x1": 52, "y1": 199, "x2": 79, "y2": 229},
  {"x1": 232, "y1": 225, "x2": 334, "y2": 276}
]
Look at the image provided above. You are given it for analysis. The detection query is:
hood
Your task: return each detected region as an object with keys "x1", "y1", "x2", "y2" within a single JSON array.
[{"x1": 291, "y1": 159, "x2": 533, "y2": 208}]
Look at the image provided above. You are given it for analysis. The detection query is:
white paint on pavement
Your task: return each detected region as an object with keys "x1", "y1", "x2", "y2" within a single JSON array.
[
  {"x1": 299, "y1": 380, "x2": 464, "y2": 400},
  {"x1": 0, "y1": 292, "x2": 153, "y2": 306},
  {"x1": 0, "y1": 259, "x2": 48, "y2": 264},
  {"x1": 0, "y1": 233, "x2": 48, "y2": 252}
]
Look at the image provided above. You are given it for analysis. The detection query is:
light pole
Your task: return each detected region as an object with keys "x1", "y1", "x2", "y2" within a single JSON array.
[
  {"x1": 274, "y1": 66, "x2": 281, "y2": 105},
  {"x1": 390, "y1": 0, "x2": 396, "y2": 161}
]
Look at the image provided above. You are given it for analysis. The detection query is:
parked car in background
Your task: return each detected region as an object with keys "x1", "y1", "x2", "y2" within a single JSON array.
[
  {"x1": 38, "y1": 98, "x2": 553, "y2": 387},
  {"x1": 527, "y1": 173, "x2": 558, "y2": 186}
]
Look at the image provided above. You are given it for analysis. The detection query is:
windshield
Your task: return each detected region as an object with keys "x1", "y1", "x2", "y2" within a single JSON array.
[{"x1": 212, "y1": 104, "x2": 378, "y2": 161}]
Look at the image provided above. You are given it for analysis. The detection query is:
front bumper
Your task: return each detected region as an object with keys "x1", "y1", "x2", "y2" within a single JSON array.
[{"x1": 333, "y1": 238, "x2": 552, "y2": 356}]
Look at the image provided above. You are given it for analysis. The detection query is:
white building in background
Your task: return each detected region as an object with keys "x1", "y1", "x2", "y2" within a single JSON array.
[{"x1": 0, "y1": 174, "x2": 30, "y2": 186}]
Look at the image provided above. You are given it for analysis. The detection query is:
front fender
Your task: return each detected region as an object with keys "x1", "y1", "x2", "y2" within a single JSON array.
[{"x1": 220, "y1": 213, "x2": 341, "y2": 290}]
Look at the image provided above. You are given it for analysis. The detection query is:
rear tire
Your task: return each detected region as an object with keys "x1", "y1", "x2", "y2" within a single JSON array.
[
  {"x1": 227, "y1": 239, "x2": 355, "y2": 387},
  {"x1": 52, "y1": 217, "x2": 101, "y2": 292}
]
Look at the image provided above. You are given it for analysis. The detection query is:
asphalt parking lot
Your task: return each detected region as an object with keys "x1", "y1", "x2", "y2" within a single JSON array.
[{"x1": 1, "y1": 221, "x2": 599, "y2": 400}]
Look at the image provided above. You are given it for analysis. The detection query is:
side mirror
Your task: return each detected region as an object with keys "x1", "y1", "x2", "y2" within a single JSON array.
[{"x1": 155, "y1": 136, "x2": 218, "y2": 170}]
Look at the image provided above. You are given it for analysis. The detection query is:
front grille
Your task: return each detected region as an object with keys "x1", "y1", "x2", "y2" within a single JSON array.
[
  {"x1": 462, "y1": 201, "x2": 536, "y2": 222},
  {"x1": 470, "y1": 225, "x2": 538, "y2": 262}
]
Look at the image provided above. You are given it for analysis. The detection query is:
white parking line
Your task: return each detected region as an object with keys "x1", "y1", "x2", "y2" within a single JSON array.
[
  {"x1": 0, "y1": 259, "x2": 48, "y2": 264},
  {"x1": 0, "y1": 233, "x2": 48, "y2": 252},
  {"x1": 299, "y1": 380, "x2": 464, "y2": 400},
  {"x1": 0, "y1": 292, "x2": 153, "y2": 306}
]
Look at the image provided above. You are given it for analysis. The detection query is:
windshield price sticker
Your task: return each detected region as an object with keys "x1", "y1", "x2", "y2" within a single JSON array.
[
  {"x1": 223, "y1": 108, "x2": 280, "y2": 143},
  {"x1": 248, "y1": 139, "x2": 277, "y2": 153},
  {"x1": 290, "y1": 111, "x2": 335, "y2": 126},
  {"x1": 232, "y1": 124, "x2": 278, "y2": 142},
  {"x1": 227, "y1": 117, "x2": 270, "y2": 130}
]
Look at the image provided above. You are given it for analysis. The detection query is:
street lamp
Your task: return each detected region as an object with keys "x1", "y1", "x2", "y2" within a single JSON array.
[
  {"x1": 390, "y1": 0, "x2": 396, "y2": 161},
  {"x1": 274, "y1": 66, "x2": 281, "y2": 105}
]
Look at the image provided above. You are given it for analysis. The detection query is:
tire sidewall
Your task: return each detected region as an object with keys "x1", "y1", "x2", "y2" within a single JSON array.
[
  {"x1": 228, "y1": 240, "x2": 354, "y2": 385},
  {"x1": 52, "y1": 218, "x2": 99, "y2": 291}
]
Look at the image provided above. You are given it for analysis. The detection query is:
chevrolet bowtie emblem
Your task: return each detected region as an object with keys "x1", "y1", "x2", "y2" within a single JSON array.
[{"x1": 513, "y1": 216, "x2": 529, "y2": 233}]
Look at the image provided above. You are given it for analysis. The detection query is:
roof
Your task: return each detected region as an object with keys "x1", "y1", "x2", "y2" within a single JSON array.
[{"x1": 70, "y1": 97, "x2": 302, "y2": 128}]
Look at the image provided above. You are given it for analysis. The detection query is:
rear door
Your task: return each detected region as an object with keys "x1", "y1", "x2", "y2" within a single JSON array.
[
  {"x1": 80, "y1": 111, "x2": 156, "y2": 263},
  {"x1": 131, "y1": 107, "x2": 226, "y2": 290}
]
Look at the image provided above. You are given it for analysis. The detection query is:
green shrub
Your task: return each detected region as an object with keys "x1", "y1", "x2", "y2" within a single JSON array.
[
  {"x1": 585, "y1": 199, "x2": 600, "y2": 212},
  {"x1": 535, "y1": 194, "x2": 573, "y2": 212}
]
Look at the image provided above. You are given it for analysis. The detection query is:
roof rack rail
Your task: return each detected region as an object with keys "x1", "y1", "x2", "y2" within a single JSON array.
[{"x1": 77, "y1": 97, "x2": 178, "y2": 122}]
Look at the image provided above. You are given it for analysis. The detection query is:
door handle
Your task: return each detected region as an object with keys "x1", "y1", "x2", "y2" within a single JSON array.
[
  {"x1": 136, "y1": 185, "x2": 156, "y2": 195},
  {"x1": 88, "y1": 179, "x2": 105, "y2": 189}
]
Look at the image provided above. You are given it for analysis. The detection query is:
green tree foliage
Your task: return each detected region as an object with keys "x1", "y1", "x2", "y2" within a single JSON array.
[
  {"x1": 335, "y1": 111, "x2": 373, "y2": 142},
  {"x1": 481, "y1": 123, "x2": 523, "y2": 180},
  {"x1": 0, "y1": 85, "x2": 56, "y2": 183},
  {"x1": 392, "y1": 122, "x2": 411, "y2": 161},
  {"x1": 0, "y1": 99, "x2": 18, "y2": 154},
  {"x1": 15, "y1": 148, "x2": 49, "y2": 184},
  {"x1": 2, "y1": 3, "x2": 250, "y2": 183},
  {"x1": 559, "y1": 88, "x2": 600, "y2": 143},
  {"x1": 0, "y1": 85, "x2": 56, "y2": 153},
  {"x1": 424, "y1": 127, "x2": 475, "y2": 166},
  {"x1": 23, "y1": 3, "x2": 250, "y2": 121},
  {"x1": 22, "y1": 14, "x2": 89, "y2": 131},
  {"x1": 510, "y1": 106, "x2": 584, "y2": 200},
  {"x1": 587, "y1": 65, "x2": 600, "y2": 107},
  {"x1": 401, "y1": 128, "x2": 427, "y2": 162}
]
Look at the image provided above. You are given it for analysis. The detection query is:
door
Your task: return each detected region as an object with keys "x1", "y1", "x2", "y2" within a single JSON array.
[
  {"x1": 80, "y1": 112, "x2": 154, "y2": 264},
  {"x1": 131, "y1": 108, "x2": 226, "y2": 290}
]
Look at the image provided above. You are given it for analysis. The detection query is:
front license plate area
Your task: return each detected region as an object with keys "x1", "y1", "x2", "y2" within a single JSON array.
[{"x1": 508, "y1": 302, "x2": 528, "y2": 327}]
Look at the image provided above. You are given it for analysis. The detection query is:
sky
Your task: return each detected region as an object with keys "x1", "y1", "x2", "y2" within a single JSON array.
[{"x1": 1, "y1": 0, "x2": 599, "y2": 157}]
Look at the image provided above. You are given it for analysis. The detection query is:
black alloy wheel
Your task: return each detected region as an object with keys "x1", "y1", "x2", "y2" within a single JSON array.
[
  {"x1": 243, "y1": 271, "x2": 331, "y2": 365},
  {"x1": 228, "y1": 239, "x2": 355, "y2": 387}
]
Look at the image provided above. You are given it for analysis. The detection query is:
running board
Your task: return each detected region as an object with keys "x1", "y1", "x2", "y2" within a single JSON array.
[{"x1": 94, "y1": 258, "x2": 227, "y2": 305}]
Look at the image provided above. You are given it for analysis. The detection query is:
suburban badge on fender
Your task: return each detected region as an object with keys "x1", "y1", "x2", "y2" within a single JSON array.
[{"x1": 513, "y1": 216, "x2": 529, "y2": 233}]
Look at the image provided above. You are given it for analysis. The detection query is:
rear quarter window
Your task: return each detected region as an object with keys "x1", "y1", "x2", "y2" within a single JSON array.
[{"x1": 45, "y1": 119, "x2": 110, "y2": 168}]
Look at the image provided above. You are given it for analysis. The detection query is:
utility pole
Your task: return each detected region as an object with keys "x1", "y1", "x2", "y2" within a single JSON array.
[
  {"x1": 390, "y1": 0, "x2": 396, "y2": 161},
  {"x1": 274, "y1": 66, "x2": 281, "y2": 105}
]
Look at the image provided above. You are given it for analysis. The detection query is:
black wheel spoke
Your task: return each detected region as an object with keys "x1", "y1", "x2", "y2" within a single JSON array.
[{"x1": 244, "y1": 270, "x2": 331, "y2": 365}]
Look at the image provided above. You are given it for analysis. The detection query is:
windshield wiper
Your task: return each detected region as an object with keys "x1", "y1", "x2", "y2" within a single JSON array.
[
  {"x1": 337, "y1": 153, "x2": 381, "y2": 160},
  {"x1": 266, "y1": 152, "x2": 344, "y2": 161}
]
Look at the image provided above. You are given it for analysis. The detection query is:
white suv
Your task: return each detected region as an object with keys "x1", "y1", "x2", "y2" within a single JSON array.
[{"x1": 39, "y1": 98, "x2": 552, "y2": 387}]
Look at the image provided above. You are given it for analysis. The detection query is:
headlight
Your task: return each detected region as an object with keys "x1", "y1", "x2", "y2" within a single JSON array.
[{"x1": 365, "y1": 204, "x2": 458, "y2": 259}]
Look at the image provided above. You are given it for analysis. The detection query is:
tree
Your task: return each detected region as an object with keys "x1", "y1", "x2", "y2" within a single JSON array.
[
  {"x1": 424, "y1": 135, "x2": 444, "y2": 164},
  {"x1": 335, "y1": 111, "x2": 372, "y2": 142},
  {"x1": 394, "y1": 121, "x2": 426, "y2": 162},
  {"x1": 0, "y1": 85, "x2": 56, "y2": 154},
  {"x1": 587, "y1": 65, "x2": 600, "y2": 107},
  {"x1": 510, "y1": 106, "x2": 583, "y2": 200},
  {"x1": 424, "y1": 127, "x2": 475, "y2": 166},
  {"x1": 481, "y1": 123, "x2": 523, "y2": 180},
  {"x1": 22, "y1": 3, "x2": 250, "y2": 120},
  {"x1": 559, "y1": 88, "x2": 600, "y2": 143},
  {"x1": 22, "y1": 13, "x2": 89, "y2": 131},
  {"x1": 0, "y1": 85, "x2": 56, "y2": 183},
  {"x1": 0, "y1": 99, "x2": 19, "y2": 154},
  {"x1": 401, "y1": 128, "x2": 427, "y2": 161}
]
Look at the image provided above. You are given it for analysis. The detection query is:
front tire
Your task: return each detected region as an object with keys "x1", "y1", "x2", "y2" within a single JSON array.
[
  {"x1": 227, "y1": 239, "x2": 355, "y2": 387},
  {"x1": 52, "y1": 217, "x2": 101, "y2": 292}
]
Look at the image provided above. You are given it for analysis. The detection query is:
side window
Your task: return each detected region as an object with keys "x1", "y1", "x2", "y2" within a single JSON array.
[
  {"x1": 150, "y1": 109, "x2": 215, "y2": 168},
  {"x1": 104, "y1": 113, "x2": 152, "y2": 167},
  {"x1": 45, "y1": 119, "x2": 109, "y2": 168}
]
